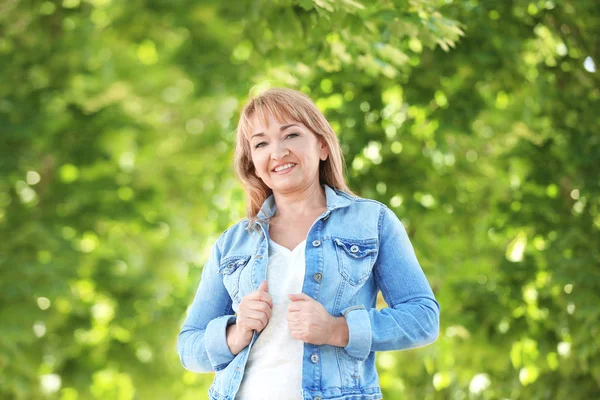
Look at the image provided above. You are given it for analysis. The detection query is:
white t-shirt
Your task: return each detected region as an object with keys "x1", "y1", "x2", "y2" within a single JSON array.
[{"x1": 235, "y1": 239, "x2": 306, "y2": 400}]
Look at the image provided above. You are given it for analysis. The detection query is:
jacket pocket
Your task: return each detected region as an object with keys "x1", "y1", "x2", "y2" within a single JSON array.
[
  {"x1": 333, "y1": 237, "x2": 378, "y2": 286},
  {"x1": 336, "y1": 346, "x2": 361, "y2": 389},
  {"x1": 218, "y1": 255, "x2": 251, "y2": 302}
]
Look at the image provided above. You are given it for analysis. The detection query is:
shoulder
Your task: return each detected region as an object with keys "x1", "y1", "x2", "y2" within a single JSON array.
[
  {"x1": 213, "y1": 217, "x2": 261, "y2": 253},
  {"x1": 353, "y1": 196, "x2": 387, "y2": 209},
  {"x1": 329, "y1": 191, "x2": 391, "y2": 234},
  {"x1": 340, "y1": 191, "x2": 388, "y2": 215},
  {"x1": 216, "y1": 218, "x2": 254, "y2": 240},
  {"x1": 337, "y1": 192, "x2": 403, "y2": 232}
]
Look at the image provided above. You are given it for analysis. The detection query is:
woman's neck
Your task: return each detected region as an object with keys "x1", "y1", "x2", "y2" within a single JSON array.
[{"x1": 271, "y1": 183, "x2": 327, "y2": 221}]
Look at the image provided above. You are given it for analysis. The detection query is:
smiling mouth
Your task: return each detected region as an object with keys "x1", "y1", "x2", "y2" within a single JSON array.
[{"x1": 272, "y1": 163, "x2": 296, "y2": 173}]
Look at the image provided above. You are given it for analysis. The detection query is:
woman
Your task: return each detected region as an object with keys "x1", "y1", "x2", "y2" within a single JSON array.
[{"x1": 177, "y1": 88, "x2": 440, "y2": 400}]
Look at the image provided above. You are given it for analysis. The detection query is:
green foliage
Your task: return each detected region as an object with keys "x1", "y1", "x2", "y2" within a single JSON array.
[{"x1": 1, "y1": 0, "x2": 598, "y2": 398}]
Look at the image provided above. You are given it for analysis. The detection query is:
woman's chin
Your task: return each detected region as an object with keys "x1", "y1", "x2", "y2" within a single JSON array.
[{"x1": 267, "y1": 179, "x2": 305, "y2": 194}]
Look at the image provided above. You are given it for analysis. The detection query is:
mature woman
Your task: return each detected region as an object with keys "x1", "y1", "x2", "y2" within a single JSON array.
[{"x1": 177, "y1": 88, "x2": 440, "y2": 400}]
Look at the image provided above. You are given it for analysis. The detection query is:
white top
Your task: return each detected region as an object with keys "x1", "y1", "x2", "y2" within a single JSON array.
[{"x1": 235, "y1": 239, "x2": 306, "y2": 400}]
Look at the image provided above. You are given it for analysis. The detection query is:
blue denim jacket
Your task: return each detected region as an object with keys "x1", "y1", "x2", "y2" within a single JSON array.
[{"x1": 177, "y1": 185, "x2": 440, "y2": 400}]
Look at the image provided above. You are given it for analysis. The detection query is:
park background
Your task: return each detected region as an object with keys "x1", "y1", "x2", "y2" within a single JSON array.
[{"x1": 1, "y1": 0, "x2": 599, "y2": 399}]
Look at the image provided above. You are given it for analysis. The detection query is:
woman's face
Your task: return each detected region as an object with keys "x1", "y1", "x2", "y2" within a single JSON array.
[{"x1": 248, "y1": 113, "x2": 329, "y2": 195}]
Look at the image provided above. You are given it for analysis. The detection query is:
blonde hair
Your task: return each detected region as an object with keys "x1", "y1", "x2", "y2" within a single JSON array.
[{"x1": 233, "y1": 87, "x2": 354, "y2": 225}]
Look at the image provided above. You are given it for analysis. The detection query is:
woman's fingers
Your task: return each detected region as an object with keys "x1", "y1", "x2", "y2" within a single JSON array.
[
  {"x1": 246, "y1": 300, "x2": 272, "y2": 319},
  {"x1": 240, "y1": 298, "x2": 272, "y2": 317},
  {"x1": 240, "y1": 309, "x2": 269, "y2": 332},
  {"x1": 237, "y1": 316, "x2": 261, "y2": 333},
  {"x1": 258, "y1": 280, "x2": 268, "y2": 293},
  {"x1": 244, "y1": 290, "x2": 273, "y2": 308},
  {"x1": 237, "y1": 290, "x2": 273, "y2": 333},
  {"x1": 242, "y1": 280, "x2": 273, "y2": 308}
]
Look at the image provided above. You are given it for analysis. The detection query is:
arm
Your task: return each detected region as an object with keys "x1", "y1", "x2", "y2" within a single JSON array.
[
  {"x1": 342, "y1": 205, "x2": 440, "y2": 360},
  {"x1": 177, "y1": 233, "x2": 240, "y2": 373}
]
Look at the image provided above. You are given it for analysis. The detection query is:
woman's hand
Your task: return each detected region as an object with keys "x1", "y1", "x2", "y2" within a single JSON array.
[
  {"x1": 287, "y1": 293, "x2": 349, "y2": 346},
  {"x1": 227, "y1": 280, "x2": 273, "y2": 355}
]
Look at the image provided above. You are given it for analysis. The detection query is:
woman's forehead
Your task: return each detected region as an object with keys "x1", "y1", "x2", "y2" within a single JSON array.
[{"x1": 248, "y1": 112, "x2": 304, "y2": 135}]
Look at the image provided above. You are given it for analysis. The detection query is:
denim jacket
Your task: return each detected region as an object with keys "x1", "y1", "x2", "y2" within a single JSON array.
[{"x1": 177, "y1": 185, "x2": 440, "y2": 400}]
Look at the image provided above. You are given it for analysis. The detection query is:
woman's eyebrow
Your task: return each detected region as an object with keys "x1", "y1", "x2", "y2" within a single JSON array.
[
  {"x1": 279, "y1": 123, "x2": 300, "y2": 132},
  {"x1": 250, "y1": 124, "x2": 301, "y2": 139}
]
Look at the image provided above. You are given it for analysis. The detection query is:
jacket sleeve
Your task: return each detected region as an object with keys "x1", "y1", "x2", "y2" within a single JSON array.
[
  {"x1": 342, "y1": 205, "x2": 440, "y2": 361},
  {"x1": 177, "y1": 233, "x2": 238, "y2": 373}
]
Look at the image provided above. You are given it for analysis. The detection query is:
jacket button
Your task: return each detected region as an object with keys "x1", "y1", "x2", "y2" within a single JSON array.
[
  {"x1": 313, "y1": 273, "x2": 322, "y2": 282},
  {"x1": 350, "y1": 245, "x2": 359, "y2": 253},
  {"x1": 310, "y1": 353, "x2": 319, "y2": 363},
  {"x1": 314, "y1": 397, "x2": 322, "y2": 400},
  {"x1": 312, "y1": 240, "x2": 321, "y2": 247}
]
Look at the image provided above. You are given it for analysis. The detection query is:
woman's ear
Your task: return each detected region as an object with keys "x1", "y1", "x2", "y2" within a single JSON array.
[{"x1": 319, "y1": 140, "x2": 329, "y2": 161}]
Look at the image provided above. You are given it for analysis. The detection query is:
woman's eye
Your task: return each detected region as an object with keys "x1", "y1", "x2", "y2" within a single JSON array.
[{"x1": 253, "y1": 134, "x2": 296, "y2": 149}]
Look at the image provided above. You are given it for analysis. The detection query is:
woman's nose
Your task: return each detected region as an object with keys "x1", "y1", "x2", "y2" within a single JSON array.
[{"x1": 271, "y1": 141, "x2": 289, "y2": 160}]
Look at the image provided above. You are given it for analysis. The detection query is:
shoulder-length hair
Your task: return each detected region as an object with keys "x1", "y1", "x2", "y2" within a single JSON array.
[{"x1": 233, "y1": 87, "x2": 353, "y2": 225}]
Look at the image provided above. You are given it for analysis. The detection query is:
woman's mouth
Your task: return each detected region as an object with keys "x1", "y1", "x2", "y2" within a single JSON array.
[{"x1": 272, "y1": 163, "x2": 296, "y2": 174}]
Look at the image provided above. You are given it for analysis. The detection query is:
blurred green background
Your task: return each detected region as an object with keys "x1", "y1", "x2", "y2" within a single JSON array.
[{"x1": 1, "y1": 0, "x2": 599, "y2": 399}]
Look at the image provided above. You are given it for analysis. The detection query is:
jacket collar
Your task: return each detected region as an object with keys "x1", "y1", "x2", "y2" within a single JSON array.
[{"x1": 256, "y1": 184, "x2": 354, "y2": 223}]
